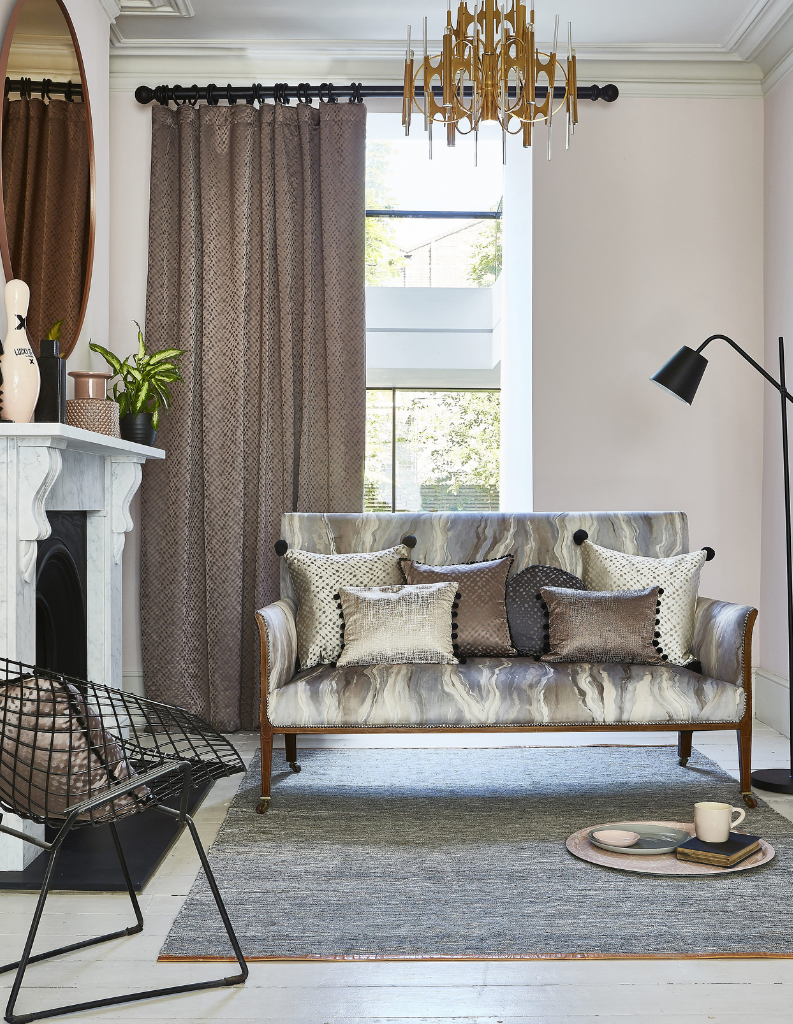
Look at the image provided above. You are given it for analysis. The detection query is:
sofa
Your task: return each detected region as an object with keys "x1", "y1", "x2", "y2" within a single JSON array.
[{"x1": 255, "y1": 511, "x2": 757, "y2": 812}]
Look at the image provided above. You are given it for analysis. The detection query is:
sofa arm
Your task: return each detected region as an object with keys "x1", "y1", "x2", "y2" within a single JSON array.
[
  {"x1": 255, "y1": 598, "x2": 298, "y2": 695},
  {"x1": 692, "y1": 597, "x2": 757, "y2": 688}
]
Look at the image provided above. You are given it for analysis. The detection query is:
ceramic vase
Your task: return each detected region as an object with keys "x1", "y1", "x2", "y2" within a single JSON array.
[{"x1": 0, "y1": 280, "x2": 39, "y2": 423}]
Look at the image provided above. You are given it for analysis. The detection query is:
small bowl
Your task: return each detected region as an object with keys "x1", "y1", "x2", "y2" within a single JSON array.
[{"x1": 591, "y1": 829, "x2": 640, "y2": 848}]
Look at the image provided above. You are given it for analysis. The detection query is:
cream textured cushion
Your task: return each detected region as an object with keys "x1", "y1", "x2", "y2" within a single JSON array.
[
  {"x1": 285, "y1": 545, "x2": 409, "y2": 669},
  {"x1": 336, "y1": 583, "x2": 459, "y2": 667},
  {"x1": 581, "y1": 541, "x2": 707, "y2": 665}
]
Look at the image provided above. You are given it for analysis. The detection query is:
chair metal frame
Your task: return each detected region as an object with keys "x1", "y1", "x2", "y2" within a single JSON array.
[{"x1": 0, "y1": 659, "x2": 249, "y2": 1023}]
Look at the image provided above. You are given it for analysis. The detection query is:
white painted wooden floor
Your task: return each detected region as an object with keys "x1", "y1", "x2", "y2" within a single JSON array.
[{"x1": 1, "y1": 723, "x2": 792, "y2": 1023}]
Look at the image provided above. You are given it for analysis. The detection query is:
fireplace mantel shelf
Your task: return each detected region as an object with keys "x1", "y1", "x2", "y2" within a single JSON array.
[{"x1": 0, "y1": 423, "x2": 165, "y2": 461}]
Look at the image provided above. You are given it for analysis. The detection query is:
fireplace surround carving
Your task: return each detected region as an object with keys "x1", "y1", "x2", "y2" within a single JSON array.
[{"x1": 0, "y1": 423, "x2": 164, "y2": 869}]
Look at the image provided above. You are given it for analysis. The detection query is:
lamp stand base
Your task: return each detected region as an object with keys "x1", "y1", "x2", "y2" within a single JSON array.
[{"x1": 750, "y1": 768, "x2": 793, "y2": 794}]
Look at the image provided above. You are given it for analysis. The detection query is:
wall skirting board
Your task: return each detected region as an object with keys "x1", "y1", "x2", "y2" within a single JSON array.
[
  {"x1": 754, "y1": 667, "x2": 791, "y2": 738},
  {"x1": 123, "y1": 671, "x2": 144, "y2": 696}
]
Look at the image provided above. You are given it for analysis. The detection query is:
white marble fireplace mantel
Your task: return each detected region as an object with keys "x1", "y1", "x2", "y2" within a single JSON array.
[{"x1": 0, "y1": 424, "x2": 164, "y2": 870}]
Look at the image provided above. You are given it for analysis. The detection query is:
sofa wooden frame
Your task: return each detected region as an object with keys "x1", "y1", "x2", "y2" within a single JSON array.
[{"x1": 255, "y1": 608, "x2": 758, "y2": 814}]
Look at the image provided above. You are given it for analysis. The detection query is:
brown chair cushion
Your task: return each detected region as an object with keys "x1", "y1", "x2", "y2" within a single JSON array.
[
  {"x1": 400, "y1": 556, "x2": 517, "y2": 657},
  {"x1": 540, "y1": 586, "x2": 664, "y2": 665},
  {"x1": 0, "y1": 675, "x2": 151, "y2": 825}
]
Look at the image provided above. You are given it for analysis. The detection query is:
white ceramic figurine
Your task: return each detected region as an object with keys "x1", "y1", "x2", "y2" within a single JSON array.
[{"x1": 0, "y1": 279, "x2": 39, "y2": 422}]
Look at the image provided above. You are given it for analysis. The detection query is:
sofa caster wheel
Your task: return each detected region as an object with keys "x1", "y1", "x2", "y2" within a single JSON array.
[
  {"x1": 256, "y1": 797, "x2": 271, "y2": 814},
  {"x1": 678, "y1": 757, "x2": 689, "y2": 767},
  {"x1": 742, "y1": 792, "x2": 757, "y2": 809},
  {"x1": 289, "y1": 762, "x2": 301, "y2": 773}
]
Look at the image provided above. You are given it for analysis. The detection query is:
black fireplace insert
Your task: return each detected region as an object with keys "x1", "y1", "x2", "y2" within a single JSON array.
[{"x1": 36, "y1": 511, "x2": 87, "y2": 680}]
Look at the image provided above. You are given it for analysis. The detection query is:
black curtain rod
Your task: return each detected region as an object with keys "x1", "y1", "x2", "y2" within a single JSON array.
[
  {"x1": 135, "y1": 81, "x2": 619, "y2": 107},
  {"x1": 5, "y1": 76, "x2": 83, "y2": 101}
]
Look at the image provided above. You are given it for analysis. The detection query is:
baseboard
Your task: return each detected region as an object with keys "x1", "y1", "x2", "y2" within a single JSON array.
[
  {"x1": 754, "y1": 667, "x2": 790, "y2": 739},
  {"x1": 122, "y1": 671, "x2": 145, "y2": 696}
]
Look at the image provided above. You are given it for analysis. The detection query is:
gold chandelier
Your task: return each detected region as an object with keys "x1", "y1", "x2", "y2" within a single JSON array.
[{"x1": 402, "y1": 0, "x2": 576, "y2": 160}]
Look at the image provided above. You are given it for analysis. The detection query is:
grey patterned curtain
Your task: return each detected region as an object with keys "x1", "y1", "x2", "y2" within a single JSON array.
[{"x1": 140, "y1": 102, "x2": 366, "y2": 731}]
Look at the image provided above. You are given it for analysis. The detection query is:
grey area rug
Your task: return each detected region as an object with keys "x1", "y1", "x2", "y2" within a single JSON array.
[{"x1": 160, "y1": 746, "x2": 793, "y2": 960}]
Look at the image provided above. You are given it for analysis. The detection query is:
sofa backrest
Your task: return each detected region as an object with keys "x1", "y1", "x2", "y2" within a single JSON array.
[{"x1": 279, "y1": 511, "x2": 688, "y2": 603}]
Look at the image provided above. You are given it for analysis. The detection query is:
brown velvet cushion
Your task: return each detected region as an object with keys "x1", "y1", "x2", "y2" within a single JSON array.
[
  {"x1": 400, "y1": 556, "x2": 517, "y2": 657},
  {"x1": 539, "y1": 586, "x2": 664, "y2": 665},
  {"x1": 0, "y1": 675, "x2": 151, "y2": 824}
]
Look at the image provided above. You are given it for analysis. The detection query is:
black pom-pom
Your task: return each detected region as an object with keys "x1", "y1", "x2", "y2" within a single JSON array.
[
  {"x1": 402, "y1": 534, "x2": 417, "y2": 549},
  {"x1": 573, "y1": 529, "x2": 588, "y2": 545},
  {"x1": 687, "y1": 659, "x2": 703, "y2": 674},
  {"x1": 451, "y1": 632, "x2": 458, "y2": 640},
  {"x1": 274, "y1": 539, "x2": 289, "y2": 556},
  {"x1": 661, "y1": 654, "x2": 668, "y2": 661},
  {"x1": 456, "y1": 591, "x2": 462, "y2": 600},
  {"x1": 655, "y1": 619, "x2": 660, "y2": 625},
  {"x1": 452, "y1": 602, "x2": 459, "y2": 609},
  {"x1": 703, "y1": 546, "x2": 715, "y2": 561},
  {"x1": 658, "y1": 587, "x2": 664, "y2": 595},
  {"x1": 542, "y1": 642, "x2": 551, "y2": 653},
  {"x1": 654, "y1": 631, "x2": 660, "y2": 638},
  {"x1": 458, "y1": 656, "x2": 468, "y2": 664},
  {"x1": 652, "y1": 640, "x2": 659, "y2": 648},
  {"x1": 535, "y1": 593, "x2": 543, "y2": 601}
]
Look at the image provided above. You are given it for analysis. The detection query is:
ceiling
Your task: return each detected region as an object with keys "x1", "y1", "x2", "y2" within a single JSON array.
[
  {"x1": 105, "y1": 0, "x2": 793, "y2": 95},
  {"x1": 113, "y1": 0, "x2": 754, "y2": 45}
]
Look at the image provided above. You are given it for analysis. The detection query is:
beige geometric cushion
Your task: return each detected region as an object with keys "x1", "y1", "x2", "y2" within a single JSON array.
[
  {"x1": 336, "y1": 583, "x2": 459, "y2": 667},
  {"x1": 284, "y1": 545, "x2": 409, "y2": 669},
  {"x1": 581, "y1": 541, "x2": 707, "y2": 665}
]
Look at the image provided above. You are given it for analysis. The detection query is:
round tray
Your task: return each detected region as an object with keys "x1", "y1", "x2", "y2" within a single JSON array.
[{"x1": 567, "y1": 821, "x2": 776, "y2": 876}]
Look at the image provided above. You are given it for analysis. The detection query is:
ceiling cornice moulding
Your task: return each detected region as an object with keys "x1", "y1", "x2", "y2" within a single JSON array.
[{"x1": 723, "y1": 0, "x2": 793, "y2": 62}]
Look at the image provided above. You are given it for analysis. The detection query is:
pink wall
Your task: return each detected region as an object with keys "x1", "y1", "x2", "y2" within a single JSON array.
[
  {"x1": 533, "y1": 97, "x2": 765, "y2": 611},
  {"x1": 760, "y1": 72, "x2": 793, "y2": 732}
]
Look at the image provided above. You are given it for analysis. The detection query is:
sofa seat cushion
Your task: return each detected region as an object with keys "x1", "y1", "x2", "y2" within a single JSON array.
[{"x1": 267, "y1": 659, "x2": 745, "y2": 729}]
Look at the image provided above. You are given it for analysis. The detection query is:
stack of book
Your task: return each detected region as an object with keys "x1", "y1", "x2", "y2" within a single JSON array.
[{"x1": 676, "y1": 832, "x2": 761, "y2": 867}]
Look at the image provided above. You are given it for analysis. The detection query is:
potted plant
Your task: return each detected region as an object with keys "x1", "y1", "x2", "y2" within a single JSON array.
[{"x1": 89, "y1": 324, "x2": 184, "y2": 446}]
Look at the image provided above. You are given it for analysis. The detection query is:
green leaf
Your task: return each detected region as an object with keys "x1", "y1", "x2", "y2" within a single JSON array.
[
  {"x1": 89, "y1": 342, "x2": 123, "y2": 376},
  {"x1": 134, "y1": 321, "x2": 146, "y2": 362},
  {"x1": 133, "y1": 381, "x2": 150, "y2": 414},
  {"x1": 151, "y1": 407, "x2": 159, "y2": 430},
  {"x1": 126, "y1": 365, "x2": 143, "y2": 383},
  {"x1": 148, "y1": 348, "x2": 185, "y2": 367},
  {"x1": 46, "y1": 319, "x2": 64, "y2": 342}
]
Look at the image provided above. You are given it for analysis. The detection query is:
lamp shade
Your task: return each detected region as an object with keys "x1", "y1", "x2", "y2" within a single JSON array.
[{"x1": 651, "y1": 346, "x2": 708, "y2": 405}]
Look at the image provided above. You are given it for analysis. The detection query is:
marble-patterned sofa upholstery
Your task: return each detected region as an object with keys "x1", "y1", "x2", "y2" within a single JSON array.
[{"x1": 255, "y1": 512, "x2": 757, "y2": 812}]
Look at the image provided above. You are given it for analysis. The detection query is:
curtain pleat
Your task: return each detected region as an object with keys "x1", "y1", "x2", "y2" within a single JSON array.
[
  {"x1": 141, "y1": 102, "x2": 366, "y2": 731},
  {"x1": 1, "y1": 98, "x2": 90, "y2": 354}
]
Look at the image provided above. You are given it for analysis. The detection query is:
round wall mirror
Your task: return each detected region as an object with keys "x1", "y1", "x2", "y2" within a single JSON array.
[{"x1": 0, "y1": 0, "x2": 94, "y2": 359}]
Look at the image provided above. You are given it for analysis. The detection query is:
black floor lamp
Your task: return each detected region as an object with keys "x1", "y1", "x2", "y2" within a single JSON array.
[{"x1": 652, "y1": 334, "x2": 793, "y2": 795}]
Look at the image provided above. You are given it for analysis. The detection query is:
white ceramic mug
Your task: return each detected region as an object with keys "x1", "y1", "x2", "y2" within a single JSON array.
[{"x1": 694, "y1": 801, "x2": 746, "y2": 843}]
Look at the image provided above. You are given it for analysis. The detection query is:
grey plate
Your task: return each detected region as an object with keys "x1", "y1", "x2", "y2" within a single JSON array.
[{"x1": 588, "y1": 822, "x2": 691, "y2": 855}]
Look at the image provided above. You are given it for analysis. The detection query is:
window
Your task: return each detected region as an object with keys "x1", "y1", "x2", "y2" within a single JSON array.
[
  {"x1": 365, "y1": 388, "x2": 500, "y2": 513},
  {"x1": 365, "y1": 130, "x2": 503, "y2": 288}
]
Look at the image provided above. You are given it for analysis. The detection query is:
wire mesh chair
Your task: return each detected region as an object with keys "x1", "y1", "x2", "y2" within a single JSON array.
[{"x1": 0, "y1": 656, "x2": 248, "y2": 1024}]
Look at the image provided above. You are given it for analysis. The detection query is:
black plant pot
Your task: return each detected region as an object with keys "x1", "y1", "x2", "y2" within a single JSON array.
[{"x1": 119, "y1": 412, "x2": 157, "y2": 447}]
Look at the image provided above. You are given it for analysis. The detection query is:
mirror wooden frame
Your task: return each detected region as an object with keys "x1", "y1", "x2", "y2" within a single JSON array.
[{"x1": 0, "y1": 0, "x2": 95, "y2": 358}]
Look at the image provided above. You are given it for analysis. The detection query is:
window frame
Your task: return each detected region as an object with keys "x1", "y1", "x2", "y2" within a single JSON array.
[{"x1": 365, "y1": 386, "x2": 501, "y2": 514}]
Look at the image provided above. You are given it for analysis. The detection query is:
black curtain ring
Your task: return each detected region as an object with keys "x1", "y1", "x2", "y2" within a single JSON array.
[
  {"x1": 226, "y1": 83, "x2": 236, "y2": 105},
  {"x1": 348, "y1": 82, "x2": 363, "y2": 103},
  {"x1": 172, "y1": 83, "x2": 183, "y2": 105},
  {"x1": 188, "y1": 84, "x2": 199, "y2": 106},
  {"x1": 40, "y1": 78, "x2": 49, "y2": 101},
  {"x1": 206, "y1": 83, "x2": 218, "y2": 106},
  {"x1": 297, "y1": 82, "x2": 312, "y2": 105},
  {"x1": 328, "y1": 82, "x2": 336, "y2": 103},
  {"x1": 318, "y1": 82, "x2": 327, "y2": 103}
]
